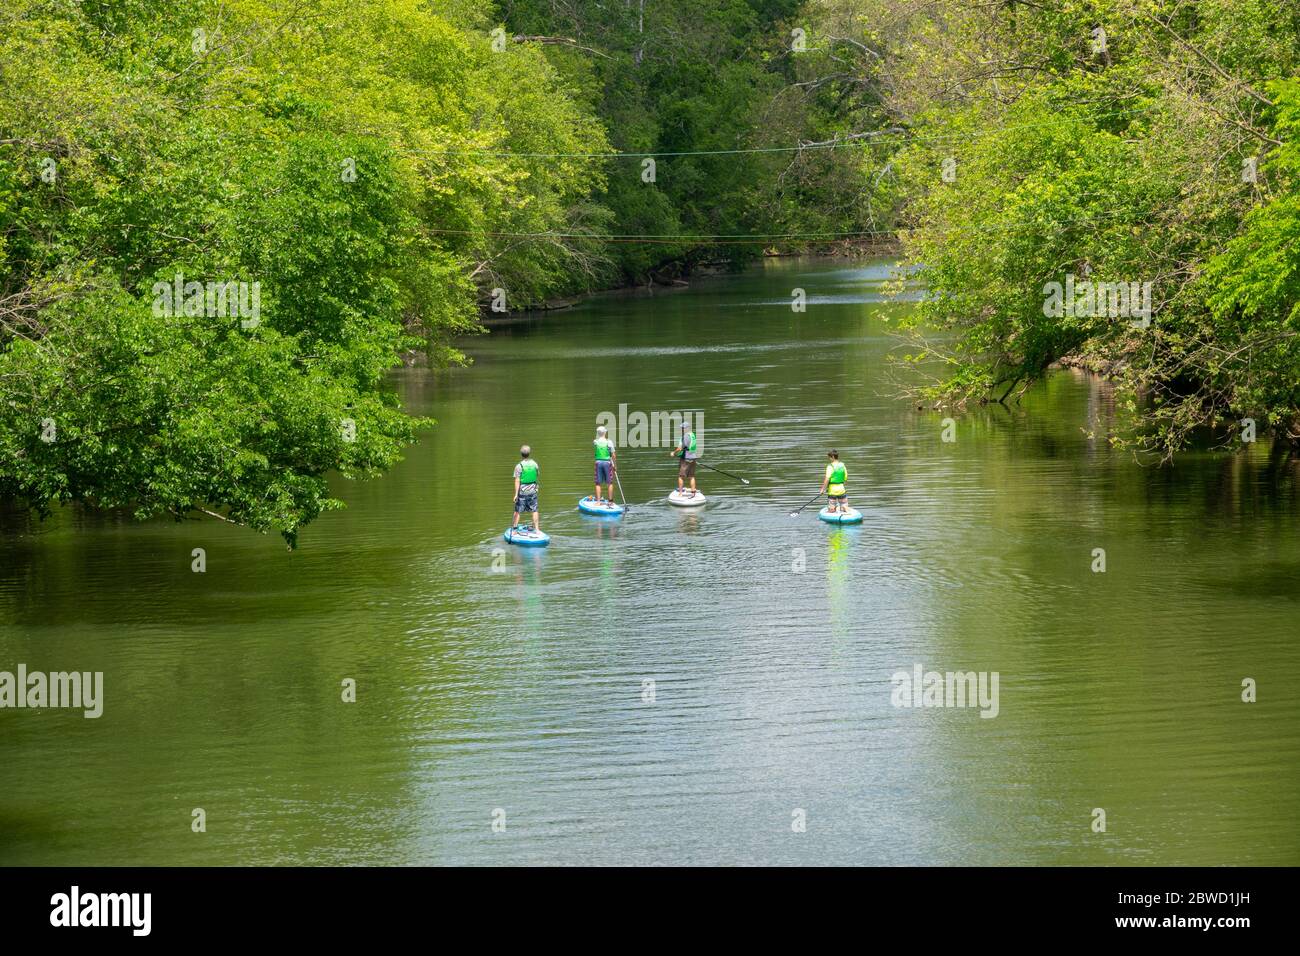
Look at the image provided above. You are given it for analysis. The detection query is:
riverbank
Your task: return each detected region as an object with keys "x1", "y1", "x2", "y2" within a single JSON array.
[{"x1": 1051, "y1": 353, "x2": 1128, "y2": 378}]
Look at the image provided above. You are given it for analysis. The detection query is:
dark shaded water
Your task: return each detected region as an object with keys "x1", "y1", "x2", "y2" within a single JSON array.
[{"x1": 2, "y1": 258, "x2": 1298, "y2": 864}]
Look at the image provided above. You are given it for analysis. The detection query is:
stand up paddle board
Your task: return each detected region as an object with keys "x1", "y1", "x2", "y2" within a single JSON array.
[
  {"x1": 668, "y1": 489, "x2": 706, "y2": 507},
  {"x1": 577, "y1": 496, "x2": 625, "y2": 517},
  {"x1": 818, "y1": 506, "x2": 862, "y2": 524},
  {"x1": 503, "y1": 526, "x2": 551, "y2": 546}
]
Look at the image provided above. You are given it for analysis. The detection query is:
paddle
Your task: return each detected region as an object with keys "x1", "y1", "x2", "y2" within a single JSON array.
[
  {"x1": 613, "y1": 464, "x2": 629, "y2": 513},
  {"x1": 694, "y1": 460, "x2": 750, "y2": 485},
  {"x1": 789, "y1": 492, "x2": 824, "y2": 517}
]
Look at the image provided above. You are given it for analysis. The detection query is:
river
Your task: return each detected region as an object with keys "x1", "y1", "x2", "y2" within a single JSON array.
[{"x1": 2, "y1": 258, "x2": 1298, "y2": 865}]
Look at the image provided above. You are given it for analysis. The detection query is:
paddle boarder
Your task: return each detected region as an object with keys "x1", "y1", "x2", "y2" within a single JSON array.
[
  {"x1": 593, "y1": 425, "x2": 618, "y2": 504},
  {"x1": 820, "y1": 449, "x2": 848, "y2": 514},
  {"x1": 512, "y1": 445, "x2": 542, "y2": 534},
  {"x1": 670, "y1": 421, "x2": 701, "y2": 499}
]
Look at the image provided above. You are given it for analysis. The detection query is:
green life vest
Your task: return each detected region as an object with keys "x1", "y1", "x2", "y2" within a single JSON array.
[
  {"x1": 680, "y1": 432, "x2": 696, "y2": 458},
  {"x1": 829, "y1": 461, "x2": 847, "y2": 484},
  {"x1": 519, "y1": 460, "x2": 538, "y2": 484},
  {"x1": 594, "y1": 437, "x2": 613, "y2": 461}
]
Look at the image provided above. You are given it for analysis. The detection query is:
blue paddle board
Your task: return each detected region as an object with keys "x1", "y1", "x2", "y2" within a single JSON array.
[
  {"x1": 818, "y1": 506, "x2": 862, "y2": 524},
  {"x1": 577, "y1": 496, "x2": 625, "y2": 517},
  {"x1": 503, "y1": 526, "x2": 551, "y2": 546}
]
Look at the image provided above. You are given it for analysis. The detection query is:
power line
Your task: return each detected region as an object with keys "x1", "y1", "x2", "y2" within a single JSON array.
[
  {"x1": 419, "y1": 104, "x2": 1158, "y2": 160},
  {"x1": 428, "y1": 206, "x2": 1149, "y2": 245},
  {"x1": 426, "y1": 140, "x2": 896, "y2": 159},
  {"x1": 430, "y1": 228, "x2": 893, "y2": 242}
]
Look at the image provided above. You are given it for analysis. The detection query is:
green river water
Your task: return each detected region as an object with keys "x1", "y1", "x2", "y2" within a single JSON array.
[{"x1": 2, "y1": 258, "x2": 1298, "y2": 865}]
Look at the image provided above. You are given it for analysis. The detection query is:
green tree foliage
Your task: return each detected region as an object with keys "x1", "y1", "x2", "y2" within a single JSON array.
[
  {"x1": 0, "y1": 0, "x2": 608, "y2": 543},
  {"x1": 7, "y1": 0, "x2": 1294, "y2": 547},
  {"x1": 838, "y1": 0, "x2": 1300, "y2": 454},
  {"x1": 497, "y1": 0, "x2": 881, "y2": 280},
  {"x1": 1198, "y1": 80, "x2": 1300, "y2": 444}
]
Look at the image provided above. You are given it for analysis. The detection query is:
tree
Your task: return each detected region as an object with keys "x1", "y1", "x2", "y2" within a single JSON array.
[{"x1": 0, "y1": 0, "x2": 609, "y2": 543}]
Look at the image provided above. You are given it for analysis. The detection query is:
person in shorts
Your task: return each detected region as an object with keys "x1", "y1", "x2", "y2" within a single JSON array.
[
  {"x1": 820, "y1": 449, "x2": 848, "y2": 513},
  {"x1": 592, "y1": 425, "x2": 618, "y2": 504},
  {"x1": 670, "y1": 421, "x2": 700, "y2": 497},
  {"x1": 512, "y1": 445, "x2": 541, "y2": 533}
]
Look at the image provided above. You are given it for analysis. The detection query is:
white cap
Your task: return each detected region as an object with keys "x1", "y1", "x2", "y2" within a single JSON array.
[
  {"x1": 520, "y1": 445, "x2": 531, "y2": 456},
  {"x1": 596, "y1": 425, "x2": 607, "y2": 436}
]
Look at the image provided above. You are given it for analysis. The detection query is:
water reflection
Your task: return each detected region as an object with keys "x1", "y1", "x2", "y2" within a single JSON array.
[{"x1": 2, "y1": 258, "x2": 1298, "y2": 866}]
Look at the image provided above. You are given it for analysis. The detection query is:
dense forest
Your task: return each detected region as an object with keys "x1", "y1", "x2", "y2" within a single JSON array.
[
  {"x1": 857, "y1": 0, "x2": 1300, "y2": 458},
  {"x1": 2, "y1": 0, "x2": 1298, "y2": 541}
]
